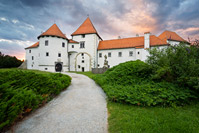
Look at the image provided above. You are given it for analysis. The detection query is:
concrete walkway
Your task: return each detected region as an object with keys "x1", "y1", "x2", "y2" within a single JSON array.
[{"x1": 8, "y1": 72, "x2": 108, "y2": 133}]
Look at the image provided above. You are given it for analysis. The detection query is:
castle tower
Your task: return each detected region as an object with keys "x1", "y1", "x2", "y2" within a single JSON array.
[
  {"x1": 37, "y1": 24, "x2": 69, "y2": 72},
  {"x1": 68, "y1": 17, "x2": 102, "y2": 72}
]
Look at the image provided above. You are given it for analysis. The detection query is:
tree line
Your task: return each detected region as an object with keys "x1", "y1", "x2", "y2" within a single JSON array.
[{"x1": 0, "y1": 52, "x2": 23, "y2": 68}]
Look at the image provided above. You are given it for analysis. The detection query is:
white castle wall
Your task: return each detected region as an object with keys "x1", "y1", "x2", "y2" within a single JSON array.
[
  {"x1": 38, "y1": 36, "x2": 69, "y2": 72},
  {"x1": 25, "y1": 47, "x2": 39, "y2": 70},
  {"x1": 69, "y1": 34, "x2": 101, "y2": 71},
  {"x1": 97, "y1": 48, "x2": 136, "y2": 68}
]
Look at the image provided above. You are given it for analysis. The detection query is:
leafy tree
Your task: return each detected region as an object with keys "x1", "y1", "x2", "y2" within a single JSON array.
[{"x1": 147, "y1": 43, "x2": 199, "y2": 94}]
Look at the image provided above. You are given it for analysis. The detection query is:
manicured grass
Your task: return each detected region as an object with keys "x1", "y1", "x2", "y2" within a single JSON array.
[
  {"x1": 75, "y1": 71, "x2": 199, "y2": 133},
  {"x1": 108, "y1": 102, "x2": 199, "y2": 133}
]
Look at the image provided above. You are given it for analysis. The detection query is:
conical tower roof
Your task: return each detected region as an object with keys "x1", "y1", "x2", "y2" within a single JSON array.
[
  {"x1": 71, "y1": 17, "x2": 99, "y2": 36},
  {"x1": 38, "y1": 24, "x2": 68, "y2": 40}
]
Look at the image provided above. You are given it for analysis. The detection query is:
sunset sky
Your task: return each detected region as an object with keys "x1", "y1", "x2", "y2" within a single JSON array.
[{"x1": 0, "y1": 0, "x2": 199, "y2": 60}]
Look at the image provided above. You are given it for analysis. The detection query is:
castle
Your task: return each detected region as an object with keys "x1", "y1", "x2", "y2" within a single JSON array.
[{"x1": 25, "y1": 17, "x2": 187, "y2": 72}]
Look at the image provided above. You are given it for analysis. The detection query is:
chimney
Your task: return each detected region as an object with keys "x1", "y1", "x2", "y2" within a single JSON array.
[{"x1": 144, "y1": 32, "x2": 150, "y2": 49}]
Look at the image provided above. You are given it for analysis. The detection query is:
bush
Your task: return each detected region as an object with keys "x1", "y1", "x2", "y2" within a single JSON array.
[
  {"x1": 0, "y1": 70, "x2": 71, "y2": 131},
  {"x1": 91, "y1": 60, "x2": 196, "y2": 107}
]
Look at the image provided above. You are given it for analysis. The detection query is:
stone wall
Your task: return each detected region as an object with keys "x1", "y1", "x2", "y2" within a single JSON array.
[{"x1": 92, "y1": 68, "x2": 108, "y2": 74}]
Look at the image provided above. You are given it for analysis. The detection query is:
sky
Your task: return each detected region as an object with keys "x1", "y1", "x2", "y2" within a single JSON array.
[{"x1": 0, "y1": 0, "x2": 199, "y2": 60}]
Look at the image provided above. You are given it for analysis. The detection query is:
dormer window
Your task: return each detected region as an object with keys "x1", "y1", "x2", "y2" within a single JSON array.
[
  {"x1": 45, "y1": 40, "x2": 48, "y2": 46},
  {"x1": 82, "y1": 34, "x2": 85, "y2": 38}
]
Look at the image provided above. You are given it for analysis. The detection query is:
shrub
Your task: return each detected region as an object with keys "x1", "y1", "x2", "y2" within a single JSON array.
[
  {"x1": 91, "y1": 60, "x2": 196, "y2": 107},
  {"x1": 0, "y1": 70, "x2": 71, "y2": 131}
]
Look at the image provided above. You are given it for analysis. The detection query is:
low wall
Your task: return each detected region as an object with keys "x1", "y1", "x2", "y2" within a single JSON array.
[{"x1": 92, "y1": 68, "x2": 108, "y2": 74}]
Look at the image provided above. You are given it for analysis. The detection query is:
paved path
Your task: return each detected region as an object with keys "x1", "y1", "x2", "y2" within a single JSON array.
[{"x1": 8, "y1": 72, "x2": 108, "y2": 133}]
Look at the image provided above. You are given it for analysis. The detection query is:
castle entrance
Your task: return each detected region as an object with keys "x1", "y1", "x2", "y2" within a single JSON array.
[{"x1": 55, "y1": 63, "x2": 62, "y2": 72}]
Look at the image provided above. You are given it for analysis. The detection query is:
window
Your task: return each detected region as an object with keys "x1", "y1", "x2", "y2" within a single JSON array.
[
  {"x1": 118, "y1": 52, "x2": 122, "y2": 57},
  {"x1": 108, "y1": 52, "x2": 111, "y2": 57},
  {"x1": 32, "y1": 56, "x2": 34, "y2": 60},
  {"x1": 62, "y1": 42, "x2": 65, "y2": 47},
  {"x1": 45, "y1": 68, "x2": 48, "y2": 70},
  {"x1": 46, "y1": 52, "x2": 49, "y2": 56},
  {"x1": 82, "y1": 34, "x2": 85, "y2": 38},
  {"x1": 82, "y1": 60, "x2": 84, "y2": 63},
  {"x1": 99, "y1": 53, "x2": 102, "y2": 58},
  {"x1": 72, "y1": 45, "x2": 74, "y2": 48},
  {"x1": 29, "y1": 50, "x2": 31, "y2": 53},
  {"x1": 78, "y1": 65, "x2": 80, "y2": 68},
  {"x1": 58, "y1": 53, "x2": 61, "y2": 57},
  {"x1": 82, "y1": 53, "x2": 84, "y2": 56},
  {"x1": 80, "y1": 41, "x2": 85, "y2": 48},
  {"x1": 138, "y1": 52, "x2": 140, "y2": 54},
  {"x1": 45, "y1": 40, "x2": 48, "y2": 46},
  {"x1": 129, "y1": 51, "x2": 133, "y2": 56}
]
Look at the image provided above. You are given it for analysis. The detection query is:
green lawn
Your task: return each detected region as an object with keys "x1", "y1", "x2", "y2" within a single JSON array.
[{"x1": 75, "y1": 71, "x2": 199, "y2": 133}]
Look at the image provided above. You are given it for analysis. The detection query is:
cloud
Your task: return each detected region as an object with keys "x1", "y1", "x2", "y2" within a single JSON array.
[
  {"x1": 0, "y1": 39, "x2": 34, "y2": 60},
  {"x1": 0, "y1": 0, "x2": 198, "y2": 59},
  {"x1": 12, "y1": 19, "x2": 19, "y2": 24},
  {"x1": 0, "y1": 17, "x2": 9, "y2": 22}
]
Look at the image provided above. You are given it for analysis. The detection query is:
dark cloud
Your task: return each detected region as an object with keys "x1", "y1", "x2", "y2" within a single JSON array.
[{"x1": 19, "y1": 0, "x2": 49, "y2": 7}]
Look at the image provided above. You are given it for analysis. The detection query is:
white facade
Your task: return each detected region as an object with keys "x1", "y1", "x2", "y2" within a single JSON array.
[
  {"x1": 68, "y1": 34, "x2": 101, "y2": 72},
  {"x1": 38, "y1": 37, "x2": 68, "y2": 72},
  {"x1": 26, "y1": 47, "x2": 39, "y2": 70},
  {"x1": 26, "y1": 36, "x2": 69, "y2": 72}
]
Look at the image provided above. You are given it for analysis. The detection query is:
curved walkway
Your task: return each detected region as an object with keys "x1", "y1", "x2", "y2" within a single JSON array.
[{"x1": 8, "y1": 72, "x2": 108, "y2": 133}]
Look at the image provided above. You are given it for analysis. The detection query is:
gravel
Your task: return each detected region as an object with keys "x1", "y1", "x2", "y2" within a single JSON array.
[{"x1": 7, "y1": 72, "x2": 108, "y2": 133}]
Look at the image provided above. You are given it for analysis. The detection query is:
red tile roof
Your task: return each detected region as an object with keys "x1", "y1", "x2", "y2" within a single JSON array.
[
  {"x1": 38, "y1": 24, "x2": 68, "y2": 40},
  {"x1": 98, "y1": 35, "x2": 168, "y2": 50},
  {"x1": 158, "y1": 30, "x2": 186, "y2": 43},
  {"x1": 69, "y1": 39, "x2": 79, "y2": 43},
  {"x1": 71, "y1": 17, "x2": 102, "y2": 39},
  {"x1": 25, "y1": 42, "x2": 39, "y2": 49}
]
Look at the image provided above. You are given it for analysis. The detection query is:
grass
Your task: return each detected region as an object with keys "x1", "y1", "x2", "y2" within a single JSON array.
[
  {"x1": 74, "y1": 71, "x2": 199, "y2": 133},
  {"x1": 108, "y1": 102, "x2": 199, "y2": 133}
]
